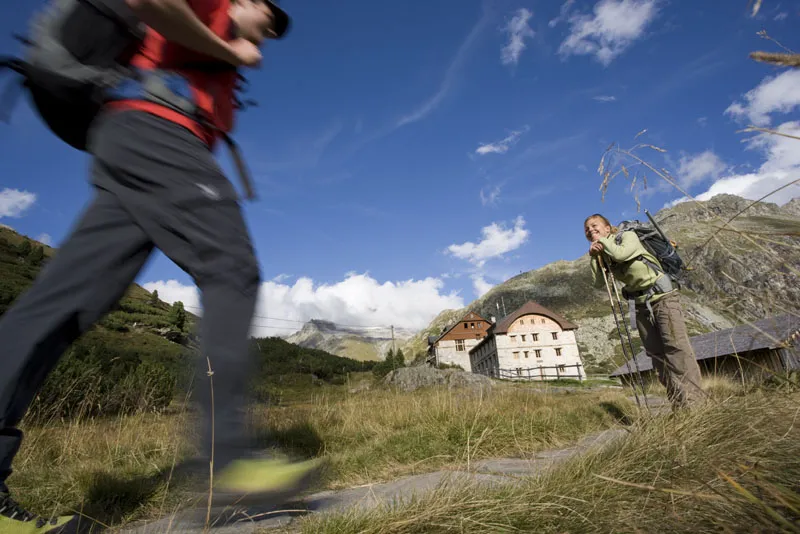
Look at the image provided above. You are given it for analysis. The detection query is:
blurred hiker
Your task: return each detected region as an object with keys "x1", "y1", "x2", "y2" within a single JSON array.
[
  {"x1": 584, "y1": 214, "x2": 705, "y2": 410},
  {"x1": 0, "y1": 1, "x2": 320, "y2": 531}
]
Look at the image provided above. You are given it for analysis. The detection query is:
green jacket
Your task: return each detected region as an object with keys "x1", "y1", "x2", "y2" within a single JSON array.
[{"x1": 590, "y1": 231, "x2": 674, "y2": 305}]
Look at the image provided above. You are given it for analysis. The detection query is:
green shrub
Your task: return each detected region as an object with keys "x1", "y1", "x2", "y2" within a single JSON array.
[{"x1": 25, "y1": 331, "x2": 192, "y2": 423}]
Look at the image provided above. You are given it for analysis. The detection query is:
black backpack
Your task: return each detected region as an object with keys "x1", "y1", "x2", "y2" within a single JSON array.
[
  {"x1": 1, "y1": 0, "x2": 258, "y2": 199},
  {"x1": 1, "y1": 0, "x2": 146, "y2": 151},
  {"x1": 614, "y1": 219, "x2": 687, "y2": 286}
]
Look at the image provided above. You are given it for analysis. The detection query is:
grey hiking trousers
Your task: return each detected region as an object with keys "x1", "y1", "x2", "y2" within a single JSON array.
[
  {"x1": 636, "y1": 291, "x2": 705, "y2": 408},
  {"x1": 0, "y1": 110, "x2": 261, "y2": 491}
]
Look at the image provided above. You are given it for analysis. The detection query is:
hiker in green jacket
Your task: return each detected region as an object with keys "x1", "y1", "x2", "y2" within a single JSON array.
[{"x1": 584, "y1": 214, "x2": 704, "y2": 409}]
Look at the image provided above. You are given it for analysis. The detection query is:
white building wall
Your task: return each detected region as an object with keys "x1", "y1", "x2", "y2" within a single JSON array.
[
  {"x1": 496, "y1": 314, "x2": 585, "y2": 380},
  {"x1": 434, "y1": 338, "x2": 482, "y2": 371}
]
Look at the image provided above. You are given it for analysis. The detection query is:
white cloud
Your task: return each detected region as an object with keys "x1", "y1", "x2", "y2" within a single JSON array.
[
  {"x1": 475, "y1": 127, "x2": 528, "y2": 155},
  {"x1": 775, "y1": 12, "x2": 788, "y2": 21},
  {"x1": 558, "y1": 0, "x2": 659, "y2": 66},
  {"x1": 35, "y1": 233, "x2": 53, "y2": 246},
  {"x1": 666, "y1": 122, "x2": 800, "y2": 208},
  {"x1": 549, "y1": 0, "x2": 576, "y2": 27},
  {"x1": 447, "y1": 216, "x2": 529, "y2": 267},
  {"x1": 480, "y1": 185, "x2": 502, "y2": 206},
  {"x1": 676, "y1": 150, "x2": 727, "y2": 188},
  {"x1": 725, "y1": 70, "x2": 800, "y2": 126},
  {"x1": 501, "y1": 8, "x2": 535, "y2": 66},
  {"x1": 472, "y1": 275, "x2": 495, "y2": 297},
  {"x1": 697, "y1": 116, "x2": 708, "y2": 127},
  {"x1": 592, "y1": 95, "x2": 617, "y2": 102},
  {"x1": 143, "y1": 273, "x2": 464, "y2": 338},
  {"x1": 0, "y1": 188, "x2": 36, "y2": 219}
]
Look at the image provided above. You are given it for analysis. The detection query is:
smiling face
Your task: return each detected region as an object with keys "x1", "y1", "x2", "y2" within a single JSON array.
[
  {"x1": 584, "y1": 215, "x2": 612, "y2": 242},
  {"x1": 230, "y1": 0, "x2": 278, "y2": 45}
]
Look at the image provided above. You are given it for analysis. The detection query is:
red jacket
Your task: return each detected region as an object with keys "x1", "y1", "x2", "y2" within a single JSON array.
[{"x1": 109, "y1": 0, "x2": 237, "y2": 147}]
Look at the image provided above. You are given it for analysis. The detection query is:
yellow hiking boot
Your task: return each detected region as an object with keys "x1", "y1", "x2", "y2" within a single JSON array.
[
  {"x1": 0, "y1": 493, "x2": 77, "y2": 533},
  {"x1": 211, "y1": 456, "x2": 324, "y2": 506}
]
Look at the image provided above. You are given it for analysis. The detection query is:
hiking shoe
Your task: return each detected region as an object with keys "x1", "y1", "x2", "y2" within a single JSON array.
[
  {"x1": 211, "y1": 456, "x2": 324, "y2": 506},
  {"x1": 0, "y1": 493, "x2": 76, "y2": 533}
]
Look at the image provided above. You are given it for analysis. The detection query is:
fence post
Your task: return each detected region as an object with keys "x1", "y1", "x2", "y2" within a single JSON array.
[
  {"x1": 556, "y1": 365, "x2": 560, "y2": 380},
  {"x1": 577, "y1": 363, "x2": 582, "y2": 382}
]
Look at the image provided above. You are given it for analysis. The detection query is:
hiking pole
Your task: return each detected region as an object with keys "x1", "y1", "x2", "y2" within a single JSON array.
[
  {"x1": 597, "y1": 257, "x2": 648, "y2": 408},
  {"x1": 606, "y1": 269, "x2": 650, "y2": 409}
]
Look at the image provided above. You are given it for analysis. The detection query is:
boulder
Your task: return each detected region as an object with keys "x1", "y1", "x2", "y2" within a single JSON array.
[{"x1": 383, "y1": 366, "x2": 493, "y2": 393}]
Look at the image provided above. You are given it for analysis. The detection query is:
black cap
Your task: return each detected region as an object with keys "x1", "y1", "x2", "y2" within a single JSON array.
[{"x1": 264, "y1": 0, "x2": 291, "y2": 39}]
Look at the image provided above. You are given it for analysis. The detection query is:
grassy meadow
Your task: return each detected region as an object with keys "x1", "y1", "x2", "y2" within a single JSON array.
[{"x1": 11, "y1": 376, "x2": 633, "y2": 529}]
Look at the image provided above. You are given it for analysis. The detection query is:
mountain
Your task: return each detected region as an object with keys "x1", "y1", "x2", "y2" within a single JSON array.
[
  {"x1": 405, "y1": 194, "x2": 800, "y2": 373},
  {"x1": 286, "y1": 319, "x2": 416, "y2": 361}
]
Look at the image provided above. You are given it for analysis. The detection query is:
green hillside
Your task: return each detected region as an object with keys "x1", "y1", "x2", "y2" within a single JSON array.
[{"x1": 0, "y1": 226, "x2": 370, "y2": 420}]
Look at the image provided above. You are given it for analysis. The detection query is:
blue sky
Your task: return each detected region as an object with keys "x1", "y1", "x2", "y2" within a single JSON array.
[{"x1": 1, "y1": 0, "x2": 799, "y2": 337}]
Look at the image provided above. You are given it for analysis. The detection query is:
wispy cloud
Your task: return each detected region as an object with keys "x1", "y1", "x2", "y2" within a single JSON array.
[
  {"x1": 697, "y1": 116, "x2": 708, "y2": 127},
  {"x1": 501, "y1": 8, "x2": 535, "y2": 66},
  {"x1": 682, "y1": 121, "x2": 800, "y2": 207},
  {"x1": 475, "y1": 126, "x2": 529, "y2": 155},
  {"x1": 725, "y1": 70, "x2": 800, "y2": 127},
  {"x1": 480, "y1": 185, "x2": 502, "y2": 206},
  {"x1": 592, "y1": 95, "x2": 617, "y2": 102},
  {"x1": 0, "y1": 188, "x2": 36, "y2": 219},
  {"x1": 447, "y1": 216, "x2": 529, "y2": 267},
  {"x1": 549, "y1": 0, "x2": 575, "y2": 27},
  {"x1": 471, "y1": 274, "x2": 495, "y2": 297},
  {"x1": 396, "y1": 8, "x2": 492, "y2": 127},
  {"x1": 774, "y1": 12, "x2": 788, "y2": 21},
  {"x1": 558, "y1": 0, "x2": 660, "y2": 66},
  {"x1": 676, "y1": 150, "x2": 728, "y2": 189}
]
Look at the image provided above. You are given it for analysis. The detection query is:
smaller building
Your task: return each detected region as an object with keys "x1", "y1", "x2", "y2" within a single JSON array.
[
  {"x1": 610, "y1": 314, "x2": 800, "y2": 384},
  {"x1": 470, "y1": 301, "x2": 585, "y2": 381},
  {"x1": 426, "y1": 311, "x2": 493, "y2": 371}
]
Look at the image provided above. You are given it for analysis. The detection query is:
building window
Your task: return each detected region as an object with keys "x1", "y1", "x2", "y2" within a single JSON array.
[
  {"x1": 535, "y1": 349, "x2": 542, "y2": 358},
  {"x1": 513, "y1": 351, "x2": 520, "y2": 360},
  {"x1": 558, "y1": 365, "x2": 566, "y2": 372},
  {"x1": 476, "y1": 333, "x2": 481, "y2": 338},
  {"x1": 555, "y1": 348, "x2": 562, "y2": 356},
  {"x1": 541, "y1": 318, "x2": 546, "y2": 324},
  {"x1": 552, "y1": 332, "x2": 558, "y2": 340},
  {"x1": 532, "y1": 333, "x2": 539, "y2": 342},
  {"x1": 510, "y1": 335, "x2": 516, "y2": 343},
  {"x1": 456, "y1": 339, "x2": 465, "y2": 351},
  {"x1": 516, "y1": 368, "x2": 523, "y2": 376},
  {"x1": 524, "y1": 351, "x2": 529, "y2": 358}
]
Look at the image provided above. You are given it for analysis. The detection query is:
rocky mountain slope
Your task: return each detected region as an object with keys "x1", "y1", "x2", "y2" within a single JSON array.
[
  {"x1": 405, "y1": 195, "x2": 800, "y2": 373},
  {"x1": 286, "y1": 319, "x2": 415, "y2": 361}
]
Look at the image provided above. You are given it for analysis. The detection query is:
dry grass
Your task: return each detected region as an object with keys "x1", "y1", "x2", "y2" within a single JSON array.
[
  {"x1": 294, "y1": 384, "x2": 800, "y2": 533},
  {"x1": 13, "y1": 407, "x2": 198, "y2": 527},
  {"x1": 253, "y1": 386, "x2": 632, "y2": 490},
  {"x1": 9, "y1": 384, "x2": 631, "y2": 528}
]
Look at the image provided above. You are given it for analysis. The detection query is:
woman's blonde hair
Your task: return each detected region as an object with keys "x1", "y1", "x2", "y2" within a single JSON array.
[{"x1": 584, "y1": 214, "x2": 618, "y2": 236}]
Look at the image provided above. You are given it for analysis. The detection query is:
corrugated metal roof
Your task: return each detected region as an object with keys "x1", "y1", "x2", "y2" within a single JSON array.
[{"x1": 610, "y1": 314, "x2": 800, "y2": 377}]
